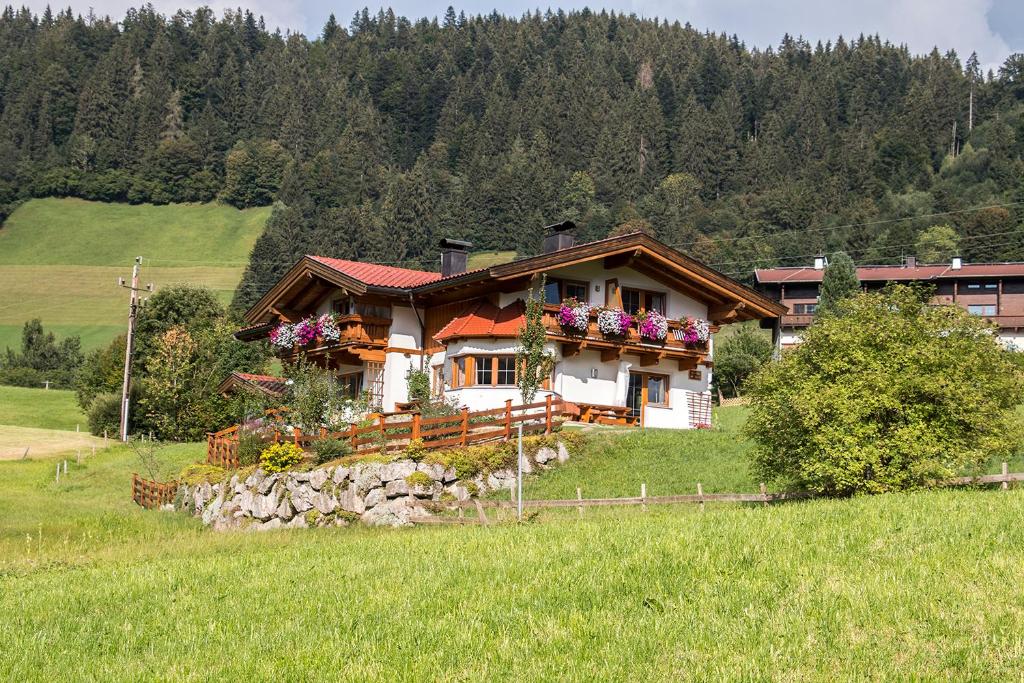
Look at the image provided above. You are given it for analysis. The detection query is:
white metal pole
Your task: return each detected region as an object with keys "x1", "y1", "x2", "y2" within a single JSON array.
[{"x1": 517, "y1": 422, "x2": 523, "y2": 520}]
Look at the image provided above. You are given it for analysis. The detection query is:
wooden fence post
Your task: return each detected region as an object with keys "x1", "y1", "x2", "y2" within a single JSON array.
[
  {"x1": 348, "y1": 423, "x2": 357, "y2": 451},
  {"x1": 1002, "y1": 462, "x2": 1009, "y2": 490},
  {"x1": 473, "y1": 499, "x2": 489, "y2": 526},
  {"x1": 697, "y1": 482, "x2": 705, "y2": 512},
  {"x1": 504, "y1": 399, "x2": 513, "y2": 441},
  {"x1": 641, "y1": 483, "x2": 647, "y2": 512},
  {"x1": 760, "y1": 482, "x2": 768, "y2": 506},
  {"x1": 545, "y1": 394, "x2": 553, "y2": 434},
  {"x1": 576, "y1": 487, "x2": 584, "y2": 518},
  {"x1": 294, "y1": 427, "x2": 302, "y2": 446},
  {"x1": 412, "y1": 413, "x2": 421, "y2": 440},
  {"x1": 461, "y1": 407, "x2": 469, "y2": 446}
]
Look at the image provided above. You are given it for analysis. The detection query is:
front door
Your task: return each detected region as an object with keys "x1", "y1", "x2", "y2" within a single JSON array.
[{"x1": 626, "y1": 372, "x2": 644, "y2": 425}]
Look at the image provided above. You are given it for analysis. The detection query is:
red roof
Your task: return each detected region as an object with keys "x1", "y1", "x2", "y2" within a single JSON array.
[
  {"x1": 218, "y1": 372, "x2": 289, "y2": 397},
  {"x1": 309, "y1": 256, "x2": 443, "y2": 288},
  {"x1": 434, "y1": 300, "x2": 526, "y2": 342},
  {"x1": 755, "y1": 262, "x2": 1024, "y2": 284}
]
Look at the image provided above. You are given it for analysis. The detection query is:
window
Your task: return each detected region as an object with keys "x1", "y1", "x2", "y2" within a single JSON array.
[
  {"x1": 621, "y1": 287, "x2": 666, "y2": 315},
  {"x1": 452, "y1": 355, "x2": 517, "y2": 387},
  {"x1": 543, "y1": 278, "x2": 590, "y2": 302},
  {"x1": 475, "y1": 356, "x2": 492, "y2": 385},
  {"x1": 497, "y1": 356, "x2": 516, "y2": 385},
  {"x1": 968, "y1": 304, "x2": 997, "y2": 316},
  {"x1": 793, "y1": 303, "x2": 818, "y2": 315},
  {"x1": 431, "y1": 365, "x2": 445, "y2": 398},
  {"x1": 339, "y1": 372, "x2": 362, "y2": 399},
  {"x1": 365, "y1": 362, "x2": 384, "y2": 408},
  {"x1": 965, "y1": 282, "x2": 997, "y2": 291},
  {"x1": 647, "y1": 375, "x2": 667, "y2": 406},
  {"x1": 332, "y1": 297, "x2": 391, "y2": 320}
]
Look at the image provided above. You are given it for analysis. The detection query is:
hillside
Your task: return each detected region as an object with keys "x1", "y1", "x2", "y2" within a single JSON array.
[{"x1": 0, "y1": 198, "x2": 271, "y2": 351}]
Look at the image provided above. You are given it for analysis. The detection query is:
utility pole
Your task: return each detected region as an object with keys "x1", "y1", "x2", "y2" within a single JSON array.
[{"x1": 118, "y1": 257, "x2": 153, "y2": 442}]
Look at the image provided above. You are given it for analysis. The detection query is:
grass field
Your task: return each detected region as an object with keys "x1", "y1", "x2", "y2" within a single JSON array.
[
  {"x1": 467, "y1": 249, "x2": 517, "y2": 269},
  {"x1": 0, "y1": 386, "x2": 101, "y2": 459},
  {"x1": 3, "y1": 407, "x2": 1024, "y2": 680},
  {"x1": 0, "y1": 198, "x2": 272, "y2": 351}
]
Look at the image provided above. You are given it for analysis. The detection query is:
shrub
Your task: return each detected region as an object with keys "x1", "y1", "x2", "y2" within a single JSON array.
[
  {"x1": 87, "y1": 392, "x2": 122, "y2": 437},
  {"x1": 403, "y1": 438, "x2": 427, "y2": 461},
  {"x1": 179, "y1": 463, "x2": 227, "y2": 485},
  {"x1": 405, "y1": 471, "x2": 433, "y2": 487},
  {"x1": 259, "y1": 442, "x2": 304, "y2": 473},
  {"x1": 746, "y1": 285, "x2": 1024, "y2": 496},
  {"x1": 406, "y1": 367, "x2": 430, "y2": 404},
  {"x1": 312, "y1": 438, "x2": 352, "y2": 464},
  {"x1": 236, "y1": 431, "x2": 267, "y2": 467}
]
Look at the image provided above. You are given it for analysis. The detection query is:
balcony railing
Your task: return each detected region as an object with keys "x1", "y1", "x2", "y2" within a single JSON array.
[
  {"x1": 277, "y1": 314, "x2": 391, "y2": 357},
  {"x1": 541, "y1": 304, "x2": 709, "y2": 356}
]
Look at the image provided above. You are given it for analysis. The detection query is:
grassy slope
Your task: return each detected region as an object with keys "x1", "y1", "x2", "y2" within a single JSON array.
[
  {"x1": 0, "y1": 198, "x2": 271, "y2": 351},
  {"x1": 467, "y1": 249, "x2": 517, "y2": 269},
  {"x1": 3, "y1": 411, "x2": 1024, "y2": 679},
  {"x1": 0, "y1": 386, "x2": 86, "y2": 430}
]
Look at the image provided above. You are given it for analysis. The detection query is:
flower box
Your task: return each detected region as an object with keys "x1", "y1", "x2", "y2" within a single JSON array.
[
  {"x1": 557, "y1": 298, "x2": 591, "y2": 335},
  {"x1": 596, "y1": 307, "x2": 633, "y2": 338}
]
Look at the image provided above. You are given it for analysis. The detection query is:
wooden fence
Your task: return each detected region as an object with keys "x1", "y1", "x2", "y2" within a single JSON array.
[
  {"x1": 131, "y1": 473, "x2": 179, "y2": 509},
  {"x1": 413, "y1": 465, "x2": 1024, "y2": 526},
  {"x1": 206, "y1": 396, "x2": 575, "y2": 469}
]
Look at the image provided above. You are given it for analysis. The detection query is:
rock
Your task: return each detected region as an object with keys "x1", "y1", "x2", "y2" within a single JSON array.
[
  {"x1": 291, "y1": 471, "x2": 311, "y2": 483},
  {"x1": 332, "y1": 466, "x2": 350, "y2": 485},
  {"x1": 286, "y1": 515, "x2": 307, "y2": 529},
  {"x1": 365, "y1": 487, "x2": 387, "y2": 508},
  {"x1": 557, "y1": 441, "x2": 570, "y2": 463},
  {"x1": 238, "y1": 489, "x2": 257, "y2": 515},
  {"x1": 290, "y1": 484, "x2": 314, "y2": 513},
  {"x1": 446, "y1": 484, "x2": 471, "y2": 501},
  {"x1": 411, "y1": 482, "x2": 441, "y2": 499},
  {"x1": 275, "y1": 497, "x2": 294, "y2": 521},
  {"x1": 487, "y1": 469, "x2": 516, "y2": 491},
  {"x1": 442, "y1": 467, "x2": 458, "y2": 483},
  {"x1": 159, "y1": 503, "x2": 175, "y2": 512},
  {"x1": 244, "y1": 469, "x2": 265, "y2": 489},
  {"x1": 380, "y1": 461, "x2": 416, "y2": 482},
  {"x1": 257, "y1": 518, "x2": 283, "y2": 531},
  {"x1": 352, "y1": 464, "x2": 383, "y2": 494},
  {"x1": 471, "y1": 475, "x2": 489, "y2": 494},
  {"x1": 257, "y1": 474, "x2": 279, "y2": 495},
  {"x1": 312, "y1": 491, "x2": 338, "y2": 515},
  {"x1": 384, "y1": 479, "x2": 410, "y2": 498},
  {"x1": 308, "y1": 468, "x2": 330, "y2": 491},
  {"x1": 338, "y1": 487, "x2": 366, "y2": 514},
  {"x1": 360, "y1": 498, "x2": 426, "y2": 527},
  {"x1": 416, "y1": 462, "x2": 446, "y2": 481},
  {"x1": 252, "y1": 489, "x2": 280, "y2": 521},
  {"x1": 534, "y1": 446, "x2": 556, "y2": 465}
]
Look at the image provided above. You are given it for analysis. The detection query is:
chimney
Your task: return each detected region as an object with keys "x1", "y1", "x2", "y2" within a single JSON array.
[
  {"x1": 951, "y1": 256, "x2": 963, "y2": 270},
  {"x1": 813, "y1": 255, "x2": 826, "y2": 270},
  {"x1": 542, "y1": 220, "x2": 577, "y2": 254},
  {"x1": 906, "y1": 255, "x2": 917, "y2": 269},
  {"x1": 439, "y1": 238, "x2": 472, "y2": 277}
]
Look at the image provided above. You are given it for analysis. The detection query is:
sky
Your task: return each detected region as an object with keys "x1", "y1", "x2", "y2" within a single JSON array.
[{"x1": 23, "y1": 0, "x2": 1024, "y2": 73}]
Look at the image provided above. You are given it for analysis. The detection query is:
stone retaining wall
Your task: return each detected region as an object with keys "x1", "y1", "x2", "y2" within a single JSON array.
[{"x1": 176, "y1": 439, "x2": 572, "y2": 530}]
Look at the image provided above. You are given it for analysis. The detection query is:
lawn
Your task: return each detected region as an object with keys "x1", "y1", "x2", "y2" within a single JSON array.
[
  {"x1": 0, "y1": 386, "x2": 87, "y2": 431},
  {"x1": 0, "y1": 198, "x2": 271, "y2": 351},
  {"x1": 2, "y1": 406, "x2": 1024, "y2": 680}
]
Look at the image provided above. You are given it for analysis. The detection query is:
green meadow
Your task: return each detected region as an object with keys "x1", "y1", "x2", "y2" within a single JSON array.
[
  {"x1": 0, "y1": 198, "x2": 271, "y2": 351},
  {"x1": 2, "y1": 403, "x2": 1023, "y2": 680}
]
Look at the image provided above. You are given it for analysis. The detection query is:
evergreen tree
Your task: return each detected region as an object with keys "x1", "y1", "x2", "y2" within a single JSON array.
[{"x1": 817, "y1": 251, "x2": 860, "y2": 316}]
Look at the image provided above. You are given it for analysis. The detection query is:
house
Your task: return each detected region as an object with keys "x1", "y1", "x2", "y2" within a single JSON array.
[
  {"x1": 235, "y1": 225, "x2": 786, "y2": 428},
  {"x1": 755, "y1": 255, "x2": 1024, "y2": 348}
]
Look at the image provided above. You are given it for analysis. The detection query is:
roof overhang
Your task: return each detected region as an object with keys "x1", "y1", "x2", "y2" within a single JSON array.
[
  {"x1": 415, "y1": 233, "x2": 787, "y2": 322},
  {"x1": 244, "y1": 256, "x2": 372, "y2": 325}
]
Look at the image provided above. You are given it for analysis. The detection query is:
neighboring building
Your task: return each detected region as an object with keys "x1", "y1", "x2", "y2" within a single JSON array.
[
  {"x1": 235, "y1": 226, "x2": 785, "y2": 428},
  {"x1": 755, "y1": 256, "x2": 1024, "y2": 348},
  {"x1": 216, "y1": 372, "x2": 288, "y2": 398}
]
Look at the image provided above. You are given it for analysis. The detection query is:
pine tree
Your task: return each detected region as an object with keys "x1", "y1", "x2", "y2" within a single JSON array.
[{"x1": 817, "y1": 252, "x2": 860, "y2": 316}]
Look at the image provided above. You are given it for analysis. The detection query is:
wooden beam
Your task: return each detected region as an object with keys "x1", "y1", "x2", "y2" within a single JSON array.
[
  {"x1": 630, "y1": 260, "x2": 727, "y2": 306},
  {"x1": 639, "y1": 352, "x2": 663, "y2": 367},
  {"x1": 677, "y1": 357, "x2": 698, "y2": 371},
  {"x1": 708, "y1": 301, "x2": 746, "y2": 324},
  {"x1": 268, "y1": 306, "x2": 302, "y2": 323},
  {"x1": 603, "y1": 249, "x2": 642, "y2": 270},
  {"x1": 600, "y1": 347, "x2": 623, "y2": 363},
  {"x1": 355, "y1": 348, "x2": 386, "y2": 362},
  {"x1": 561, "y1": 341, "x2": 585, "y2": 357}
]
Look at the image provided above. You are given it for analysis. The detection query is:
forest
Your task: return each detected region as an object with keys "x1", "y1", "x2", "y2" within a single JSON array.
[{"x1": 2, "y1": 5, "x2": 1024, "y2": 309}]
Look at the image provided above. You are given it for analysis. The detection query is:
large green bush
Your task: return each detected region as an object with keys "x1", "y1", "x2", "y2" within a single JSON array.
[
  {"x1": 87, "y1": 392, "x2": 122, "y2": 437},
  {"x1": 746, "y1": 285, "x2": 1024, "y2": 495}
]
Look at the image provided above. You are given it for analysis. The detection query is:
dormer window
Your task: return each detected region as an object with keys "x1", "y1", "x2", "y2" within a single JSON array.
[{"x1": 332, "y1": 297, "x2": 391, "y2": 320}]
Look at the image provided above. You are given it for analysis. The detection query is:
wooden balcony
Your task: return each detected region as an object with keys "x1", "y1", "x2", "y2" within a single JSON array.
[
  {"x1": 277, "y1": 314, "x2": 391, "y2": 363},
  {"x1": 781, "y1": 314, "x2": 815, "y2": 328},
  {"x1": 542, "y1": 305, "x2": 710, "y2": 369}
]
